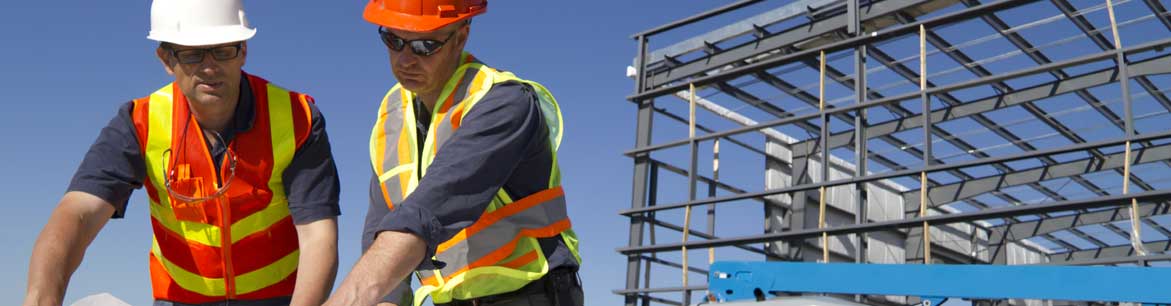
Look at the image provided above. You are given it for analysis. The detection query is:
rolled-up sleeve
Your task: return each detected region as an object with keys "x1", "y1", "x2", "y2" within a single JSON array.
[
  {"x1": 283, "y1": 103, "x2": 342, "y2": 224},
  {"x1": 67, "y1": 102, "x2": 145, "y2": 218},
  {"x1": 369, "y1": 82, "x2": 545, "y2": 270}
]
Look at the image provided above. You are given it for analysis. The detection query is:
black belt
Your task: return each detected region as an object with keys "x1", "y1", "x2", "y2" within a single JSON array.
[{"x1": 436, "y1": 267, "x2": 581, "y2": 306}]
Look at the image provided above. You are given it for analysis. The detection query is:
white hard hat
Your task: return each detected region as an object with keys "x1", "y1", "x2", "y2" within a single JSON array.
[{"x1": 147, "y1": 0, "x2": 257, "y2": 46}]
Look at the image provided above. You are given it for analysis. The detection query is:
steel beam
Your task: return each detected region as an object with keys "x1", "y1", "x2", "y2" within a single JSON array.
[
  {"x1": 650, "y1": 105, "x2": 770, "y2": 157},
  {"x1": 1145, "y1": 0, "x2": 1171, "y2": 32},
  {"x1": 637, "y1": 255, "x2": 709, "y2": 275},
  {"x1": 1051, "y1": 240, "x2": 1171, "y2": 263},
  {"x1": 988, "y1": 203, "x2": 1169, "y2": 245},
  {"x1": 617, "y1": 188, "x2": 1171, "y2": 254},
  {"x1": 625, "y1": 47, "x2": 655, "y2": 305},
  {"x1": 623, "y1": 37, "x2": 1171, "y2": 158},
  {"x1": 629, "y1": 0, "x2": 1041, "y2": 101},
  {"x1": 641, "y1": 0, "x2": 947, "y2": 90},
  {"x1": 631, "y1": 0, "x2": 766, "y2": 38},
  {"x1": 790, "y1": 53, "x2": 1171, "y2": 155},
  {"x1": 620, "y1": 130, "x2": 1171, "y2": 217},
  {"x1": 641, "y1": 0, "x2": 839, "y2": 64},
  {"x1": 636, "y1": 216, "x2": 770, "y2": 256},
  {"x1": 904, "y1": 141, "x2": 1171, "y2": 209}
]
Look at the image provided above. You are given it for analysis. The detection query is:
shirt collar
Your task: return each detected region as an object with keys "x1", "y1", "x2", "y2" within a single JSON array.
[
  {"x1": 227, "y1": 73, "x2": 256, "y2": 136},
  {"x1": 209, "y1": 73, "x2": 255, "y2": 143}
]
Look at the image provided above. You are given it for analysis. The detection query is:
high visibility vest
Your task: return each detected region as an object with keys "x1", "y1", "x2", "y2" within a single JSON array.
[
  {"x1": 369, "y1": 53, "x2": 581, "y2": 306},
  {"x1": 130, "y1": 73, "x2": 313, "y2": 303}
]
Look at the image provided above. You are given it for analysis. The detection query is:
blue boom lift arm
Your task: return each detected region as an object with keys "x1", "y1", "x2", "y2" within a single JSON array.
[{"x1": 708, "y1": 261, "x2": 1171, "y2": 304}]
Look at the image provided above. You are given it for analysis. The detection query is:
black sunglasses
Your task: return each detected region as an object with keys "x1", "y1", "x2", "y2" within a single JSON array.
[
  {"x1": 378, "y1": 27, "x2": 457, "y2": 56},
  {"x1": 166, "y1": 43, "x2": 243, "y2": 65}
]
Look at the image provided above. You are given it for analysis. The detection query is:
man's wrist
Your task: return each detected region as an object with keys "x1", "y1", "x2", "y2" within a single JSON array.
[{"x1": 23, "y1": 291, "x2": 63, "y2": 306}]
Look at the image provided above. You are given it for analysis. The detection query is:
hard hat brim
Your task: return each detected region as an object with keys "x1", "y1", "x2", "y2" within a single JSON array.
[
  {"x1": 364, "y1": 3, "x2": 485, "y2": 33},
  {"x1": 148, "y1": 26, "x2": 257, "y2": 46}
]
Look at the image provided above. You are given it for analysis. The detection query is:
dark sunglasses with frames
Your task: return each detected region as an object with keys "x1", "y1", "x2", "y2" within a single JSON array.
[
  {"x1": 165, "y1": 43, "x2": 243, "y2": 65},
  {"x1": 378, "y1": 27, "x2": 459, "y2": 56}
]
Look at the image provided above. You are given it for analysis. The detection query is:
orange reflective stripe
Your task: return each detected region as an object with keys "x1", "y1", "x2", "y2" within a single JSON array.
[
  {"x1": 450, "y1": 102, "x2": 467, "y2": 130},
  {"x1": 500, "y1": 250, "x2": 539, "y2": 269},
  {"x1": 291, "y1": 92, "x2": 313, "y2": 149},
  {"x1": 449, "y1": 69, "x2": 490, "y2": 130},
  {"x1": 437, "y1": 187, "x2": 564, "y2": 253}
]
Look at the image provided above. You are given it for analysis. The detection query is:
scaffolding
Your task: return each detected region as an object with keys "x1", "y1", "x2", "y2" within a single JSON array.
[{"x1": 617, "y1": 0, "x2": 1171, "y2": 305}]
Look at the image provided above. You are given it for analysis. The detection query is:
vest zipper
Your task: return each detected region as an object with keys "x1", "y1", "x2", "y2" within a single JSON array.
[{"x1": 220, "y1": 140, "x2": 235, "y2": 299}]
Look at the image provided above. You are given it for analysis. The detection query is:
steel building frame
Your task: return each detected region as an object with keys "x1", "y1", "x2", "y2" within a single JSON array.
[{"x1": 620, "y1": 0, "x2": 1171, "y2": 305}]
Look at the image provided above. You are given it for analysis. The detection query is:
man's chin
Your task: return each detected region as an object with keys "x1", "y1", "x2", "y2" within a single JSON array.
[
  {"x1": 399, "y1": 81, "x2": 425, "y2": 92},
  {"x1": 188, "y1": 94, "x2": 228, "y2": 106}
]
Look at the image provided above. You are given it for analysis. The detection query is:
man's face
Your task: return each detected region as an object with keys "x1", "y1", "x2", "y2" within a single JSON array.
[
  {"x1": 384, "y1": 22, "x2": 468, "y2": 95},
  {"x1": 156, "y1": 41, "x2": 247, "y2": 107}
]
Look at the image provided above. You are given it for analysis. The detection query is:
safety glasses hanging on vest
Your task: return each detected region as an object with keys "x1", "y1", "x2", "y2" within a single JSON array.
[
  {"x1": 165, "y1": 43, "x2": 243, "y2": 65},
  {"x1": 378, "y1": 26, "x2": 457, "y2": 56},
  {"x1": 162, "y1": 128, "x2": 237, "y2": 209}
]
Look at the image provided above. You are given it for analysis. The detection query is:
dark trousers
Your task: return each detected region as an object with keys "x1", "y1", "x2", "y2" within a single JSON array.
[{"x1": 436, "y1": 268, "x2": 584, "y2": 306}]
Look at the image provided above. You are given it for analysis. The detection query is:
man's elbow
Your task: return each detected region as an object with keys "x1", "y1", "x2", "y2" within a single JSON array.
[
  {"x1": 372, "y1": 230, "x2": 427, "y2": 265},
  {"x1": 374, "y1": 230, "x2": 425, "y2": 249},
  {"x1": 296, "y1": 217, "x2": 339, "y2": 251}
]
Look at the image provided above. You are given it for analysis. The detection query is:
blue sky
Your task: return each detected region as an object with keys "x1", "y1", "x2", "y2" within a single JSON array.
[
  {"x1": 6, "y1": 0, "x2": 1171, "y2": 305},
  {"x1": 0, "y1": 1, "x2": 718, "y2": 305}
]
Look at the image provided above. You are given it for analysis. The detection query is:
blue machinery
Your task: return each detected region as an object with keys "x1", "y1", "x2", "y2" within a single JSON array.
[{"x1": 708, "y1": 261, "x2": 1171, "y2": 304}]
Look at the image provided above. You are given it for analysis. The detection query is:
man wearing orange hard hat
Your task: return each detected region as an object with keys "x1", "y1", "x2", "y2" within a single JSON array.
[
  {"x1": 23, "y1": 0, "x2": 341, "y2": 305},
  {"x1": 324, "y1": 0, "x2": 583, "y2": 306}
]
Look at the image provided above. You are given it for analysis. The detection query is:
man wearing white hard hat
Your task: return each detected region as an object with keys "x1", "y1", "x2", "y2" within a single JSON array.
[{"x1": 22, "y1": 1, "x2": 341, "y2": 305}]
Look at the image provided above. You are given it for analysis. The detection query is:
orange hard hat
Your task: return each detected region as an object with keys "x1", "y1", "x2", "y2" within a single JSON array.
[{"x1": 364, "y1": 0, "x2": 487, "y2": 32}]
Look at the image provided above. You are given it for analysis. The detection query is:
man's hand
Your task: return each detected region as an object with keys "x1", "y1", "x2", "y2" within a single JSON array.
[
  {"x1": 323, "y1": 231, "x2": 425, "y2": 306},
  {"x1": 290, "y1": 217, "x2": 339, "y2": 306},
  {"x1": 23, "y1": 192, "x2": 115, "y2": 306}
]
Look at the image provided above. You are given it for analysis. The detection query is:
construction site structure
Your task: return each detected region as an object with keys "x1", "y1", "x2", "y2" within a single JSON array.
[{"x1": 617, "y1": 0, "x2": 1171, "y2": 305}]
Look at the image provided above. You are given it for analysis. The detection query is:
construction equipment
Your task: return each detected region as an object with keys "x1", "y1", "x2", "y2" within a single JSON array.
[
  {"x1": 709, "y1": 261, "x2": 1171, "y2": 304},
  {"x1": 619, "y1": 0, "x2": 1171, "y2": 305}
]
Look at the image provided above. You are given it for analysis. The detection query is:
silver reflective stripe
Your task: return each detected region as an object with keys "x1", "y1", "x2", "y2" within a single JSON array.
[
  {"x1": 431, "y1": 113, "x2": 455, "y2": 155},
  {"x1": 448, "y1": 67, "x2": 479, "y2": 114},
  {"x1": 419, "y1": 192, "x2": 568, "y2": 280},
  {"x1": 378, "y1": 87, "x2": 408, "y2": 205},
  {"x1": 428, "y1": 63, "x2": 485, "y2": 165}
]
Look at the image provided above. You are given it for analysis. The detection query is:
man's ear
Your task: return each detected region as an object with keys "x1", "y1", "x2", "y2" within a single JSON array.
[
  {"x1": 156, "y1": 47, "x2": 175, "y2": 76},
  {"x1": 455, "y1": 23, "x2": 471, "y2": 52},
  {"x1": 239, "y1": 41, "x2": 248, "y2": 66}
]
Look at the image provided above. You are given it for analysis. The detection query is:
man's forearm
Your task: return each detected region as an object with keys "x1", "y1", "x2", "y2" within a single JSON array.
[
  {"x1": 24, "y1": 192, "x2": 114, "y2": 306},
  {"x1": 324, "y1": 231, "x2": 425, "y2": 306},
  {"x1": 291, "y1": 217, "x2": 339, "y2": 306}
]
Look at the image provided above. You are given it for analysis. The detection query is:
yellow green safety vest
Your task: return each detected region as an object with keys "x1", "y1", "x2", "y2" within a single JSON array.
[{"x1": 369, "y1": 53, "x2": 581, "y2": 305}]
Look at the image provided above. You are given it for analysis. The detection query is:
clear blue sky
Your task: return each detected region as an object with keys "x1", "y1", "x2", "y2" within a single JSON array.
[
  {"x1": 6, "y1": 0, "x2": 1171, "y2": 305},
  {"x1": 0, "y1": 1, "x2": 716, "y2": 305}
]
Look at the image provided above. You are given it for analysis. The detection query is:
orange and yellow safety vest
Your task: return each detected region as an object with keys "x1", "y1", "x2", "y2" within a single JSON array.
[{"x1": 130, "y1": 73, "x2": 313, "y2": 303}]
